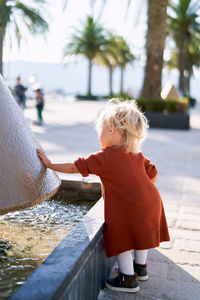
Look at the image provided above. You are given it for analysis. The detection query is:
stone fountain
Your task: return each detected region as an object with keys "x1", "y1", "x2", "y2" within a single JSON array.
[
  {"x1": 0, "y1": 75, "x2": 61, "y2": 215},
  {"x1": 0, "y1": 75, "x2": 114, "y2": 300}
]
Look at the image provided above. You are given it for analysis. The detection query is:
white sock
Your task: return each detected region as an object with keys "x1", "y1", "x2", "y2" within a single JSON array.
[
  {"x1": 134, "y1": 249, "x2": 148, "y2": 265},
  {"x1": 117, "y1": 250, "x2": 134, "y2": 275}
]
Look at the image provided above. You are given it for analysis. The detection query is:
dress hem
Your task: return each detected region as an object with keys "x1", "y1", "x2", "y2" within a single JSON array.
[{"x1": 105, "y1": 238, "x2": 170, "y2": 258}]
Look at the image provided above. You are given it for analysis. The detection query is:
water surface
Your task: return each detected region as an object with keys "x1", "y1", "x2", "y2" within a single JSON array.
[{"x1": 0, "y1": 198, "x2": 93, "y2": 299}]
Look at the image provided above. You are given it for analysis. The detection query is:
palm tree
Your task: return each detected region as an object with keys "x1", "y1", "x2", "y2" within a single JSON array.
[
  {"x1": 96, "y1": 34, "x2": 134, "y2": 96},
  {"x1": 91, "y1": 0, "x2": 168, "y2": 99},
  {"x1": 167, "y1": 0, "x2": 200, "y2": 96},
  {"x1": 166, "y1": 35, "x2": 200, "y2": 96},
  {"x1": 115, "y1": 36, "x2": 134, "y2": 94},
  {"x1": 0, "y1": 0, "x2": 49, "y2": 75},
  {"x1": 140, "y1": 0, "x2": 168, "y2": 99},
  {"x1": 95, "y1": 33, "x2": 118, "y2": 95},
  {"x1": 63, "y1": 15, "x2": 107, "y2": 96}
]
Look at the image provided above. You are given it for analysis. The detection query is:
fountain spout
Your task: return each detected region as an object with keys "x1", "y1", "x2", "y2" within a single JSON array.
[{"x1": 0, "y1": 75, "x2": 61, "y2": 214}]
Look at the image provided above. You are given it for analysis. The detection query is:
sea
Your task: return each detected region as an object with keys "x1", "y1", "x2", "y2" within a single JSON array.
[{"x1": 3, "y1": 60, "x2": 200, "y2": 101}]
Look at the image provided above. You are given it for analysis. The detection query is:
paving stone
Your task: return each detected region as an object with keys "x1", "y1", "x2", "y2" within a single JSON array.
[
  {"x1": 165, "y1": 211, "x2": 180, "y2": 219},
  {"x1": 180, "y1": 194, "x2": 200, "y2": 205},
  {"x1": 138, "y1": 277, "x2": 200, "y2": 300},
  {"x1": 146, "y1": 249, "x2": 172, "y2": 265},
  {"x1": 99, "y1": 274, "x2": 200, "y2": 300},
  {"x1": 98, "y1": 289, "x2": 137, "y2": 300},
  {"x1": 175, "y1": 220, "x2": 200, "y2": 231},
  {"x1": 168, "y1": 263, "x2": 200, "y2": 282},
  {"x1": 169, "y1": 228, "x2": 200, "y2": 241},
  {"x1": 179, "y1": 205, "x2": 200, "y2": 215},
  {"x1": 164, "y1": 203, "x2": 180, "y2": 212},
  {"x1": 159, "y1": 239, "x2": 175, "y2": 249},
  {"x1": 170, "y1": 264, "x2": 200, "y2": 281},
  {"x1": 160, "y1": 191, "x2": 182, "y2": 203},
  {"x1": 177, "y1": 213, "x2": 200, "y2": 222},
  {"x1": 98, "y1": 289, "x2": 165, "y2": 300},
  {"x1": 167, "y1": 218, "x2": 177, "y2": 228},
  {"x1": 157, "y1": 248, "x2": 200, "y2": 266},
  {"x1": 174, "y1": 239, "x2": 200, "y2": 252},
  {"x1": 147, "y1": 261, "x2": 169, "y2": 279}
]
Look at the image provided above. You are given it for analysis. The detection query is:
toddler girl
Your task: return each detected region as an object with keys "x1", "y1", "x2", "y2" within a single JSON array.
[{"x1": 37, "y1": 99, "x2": 170, "y2": 293}]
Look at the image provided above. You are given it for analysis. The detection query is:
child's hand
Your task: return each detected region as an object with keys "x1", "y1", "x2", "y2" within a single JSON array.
[
  {"x1": 37, "y1": 149, "x2": 51, "y2": 168},
  {"x1": 151, "y1": 176, "x2": 157, "y2": 184}
]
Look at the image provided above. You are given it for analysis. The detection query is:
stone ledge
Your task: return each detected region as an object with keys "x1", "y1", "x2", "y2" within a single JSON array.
[{"x1": 55, "y1": 176, "x2": 101, "y2": 203}]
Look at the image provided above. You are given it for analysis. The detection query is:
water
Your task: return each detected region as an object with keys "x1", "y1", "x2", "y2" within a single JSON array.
[{"x1": 0, "y1": 198, "x2": 94, "y2": 299}]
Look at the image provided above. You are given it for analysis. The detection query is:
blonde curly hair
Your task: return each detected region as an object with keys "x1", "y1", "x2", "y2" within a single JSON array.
[{"x1": 96, "y1": 98, "x2": 149, "y2": 153}]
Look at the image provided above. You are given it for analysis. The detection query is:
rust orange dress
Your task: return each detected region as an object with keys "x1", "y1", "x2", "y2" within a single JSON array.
[{"x1": 74, "y1": 145, "x2": 170, "y2": 258}]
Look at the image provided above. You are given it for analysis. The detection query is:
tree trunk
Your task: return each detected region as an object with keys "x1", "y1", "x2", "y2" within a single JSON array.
[
  {"x1": 87, "y1": 59, "x2": 92, "y2": 96},
  {"x1": 120, "y1": 67, "x2": 124, "y2": 94},
  {"x1": 109, "y1": 68, "x2": 113, "y2": 96},
  {"x1": 140, "y1": 0, "x2": 168, "y2": 99},
  {"x1": 0, "y1": 24, "x2": 5, "y2": 75},
  {"x1": 178, "y1": 37, "x2": 187, "y2": 96},
  {"x1": 184, "y1": 73, "x2": 190, "y2": 97}
]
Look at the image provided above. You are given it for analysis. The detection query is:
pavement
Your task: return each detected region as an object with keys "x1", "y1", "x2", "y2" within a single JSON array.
[{"x1": 24, "y1": 98, "x2": 200, "y2": 300}]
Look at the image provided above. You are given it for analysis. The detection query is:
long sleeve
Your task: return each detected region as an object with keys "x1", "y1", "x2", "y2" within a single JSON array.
[
  {"x1": 74, "y1": 151, "x2": 105, "y2": 177},
  {"x1": 144, "y1": 157, "x2": 157, "y2": 179}
]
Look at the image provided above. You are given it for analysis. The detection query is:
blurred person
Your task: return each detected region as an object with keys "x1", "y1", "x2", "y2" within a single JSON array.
[
  {"x1": 35, "y1": 88, "x2": 44, "y2": 125},
  {"x1": 37, "y1": 99, "x2": 170, "y2": 294},
  {"x1": 14, "y1": 76, "x2": 27, "y2": 109}
]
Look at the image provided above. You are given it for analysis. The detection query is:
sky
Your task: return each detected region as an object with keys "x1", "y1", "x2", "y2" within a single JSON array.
[
  {"x1": 4, "y1": 0, "x2": 147, "y2": 63},
  {"x1": 4, "y1": 0, "x2": 200, "y2": 99}
]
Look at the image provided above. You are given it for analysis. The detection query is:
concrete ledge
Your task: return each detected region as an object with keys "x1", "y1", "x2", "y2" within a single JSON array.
[
  {"x1": 10, "y1": 199, "x2": 115, "y2": 300},
  {"x1": 145, "y1": 112, "x2": 190, "y2": 130},
  {"x1": 58, "y1": 177, "x2": 101, "y2": 203}
]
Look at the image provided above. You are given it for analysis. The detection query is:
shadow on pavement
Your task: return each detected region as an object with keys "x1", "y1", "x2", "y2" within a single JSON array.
[{"x1": 99, "y1": 248, "x2": 200, "y2": 300}]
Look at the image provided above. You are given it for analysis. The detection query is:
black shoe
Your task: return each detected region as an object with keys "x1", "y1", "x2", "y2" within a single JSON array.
[
  {"x1": 105, "y1": 272, "x2": 139, "y2": 293},
  {"x1": 134, "y1": 261, "x2": 148, "y2": 281}
]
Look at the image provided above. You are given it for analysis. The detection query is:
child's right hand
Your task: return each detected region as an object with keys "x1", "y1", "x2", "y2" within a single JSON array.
[
  {"x1": 151, "y1": 176, "x2": 157, "y2": 184},
  {"x1": 37, "y1": 149, "x2": 51, "y2": 168}
]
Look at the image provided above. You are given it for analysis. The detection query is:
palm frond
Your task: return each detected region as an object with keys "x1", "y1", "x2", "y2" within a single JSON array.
[
  {"x1": 14, "y1": 2, "x2": 49, "y2": 33},
  {"x1": 64, "y1": 15, "x2": 107, "y2": 60},
  {"x1": 13, "y1": 19, "x2": 22, "y2": 46},
  {"x1": 62, "y1": 0, "x2": 68, "y2": 10},
  {"x1": 167, "y1": 0, "x2": 200, "y2": 75},
  {"x1": 125, "y1": 0, "x2": 132, "y2": 19}
]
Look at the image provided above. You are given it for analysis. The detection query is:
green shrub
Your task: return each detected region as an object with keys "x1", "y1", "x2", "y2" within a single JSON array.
[
  {"x1": 76, "y1": 94, "x2": 99, "y2": 100},
  {"x1": 175, "y1": 98, "x2": 189, "y2": 113},
  {"x1": 106, "y1": 96, "x2": 189, "y2": 113},
  {"x1": 165, "y1": 99, "x2": 177, "y2": 113},
  {"x1": 135, "y1": 98, "x2": 189, "y2": 113},
  {"x1": 135, "y1": 99, "x2": 146, "y2": 112},
  {"x1": 185, "y1": 96, "x2": 196, "y2": 107},
  {"x1": 147, "y1": 99, "x2": 166, "y2": 112},
  {"x1": 107, "y1": 93, "x2": 133, "y2": 100}
]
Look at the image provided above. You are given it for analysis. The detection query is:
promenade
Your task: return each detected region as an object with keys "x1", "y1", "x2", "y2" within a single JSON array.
[{"x1": 24, "y1": 98, "x2": 200, "y2": 300}]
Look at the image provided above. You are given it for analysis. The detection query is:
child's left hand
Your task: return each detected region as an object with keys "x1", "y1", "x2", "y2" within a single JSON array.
[{"x1": 37, "y1": 149, "x2": 51, "y2": 168}]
